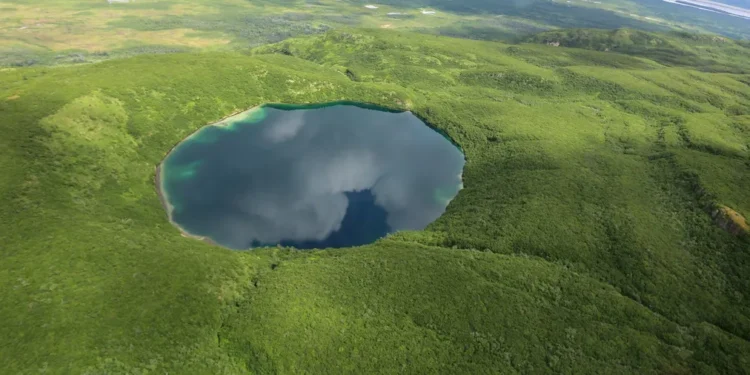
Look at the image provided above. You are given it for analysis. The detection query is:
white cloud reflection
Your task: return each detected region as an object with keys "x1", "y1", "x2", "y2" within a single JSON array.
[{"x1": 165, "y1": 105, "x2": 464, "y2": 249}]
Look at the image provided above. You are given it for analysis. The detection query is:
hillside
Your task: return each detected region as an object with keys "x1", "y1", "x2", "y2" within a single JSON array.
[
  {"x1": 1, "y1": 28, "x2": 750, "y2": 373},
  {"x1": 2, "y1": 0, "x2": 750, "y2": 69},
  {"x1": 526, "y1": 28, "x2": 750, "y2": 73}
]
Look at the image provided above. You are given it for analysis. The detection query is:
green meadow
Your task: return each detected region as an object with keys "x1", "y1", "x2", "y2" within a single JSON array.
[
  {"x1": 2, "y1": 0, "x2": 750, "y2": 68},
  {"x1": 1, "y1": 25, "x2": 750, "y2": 373}
]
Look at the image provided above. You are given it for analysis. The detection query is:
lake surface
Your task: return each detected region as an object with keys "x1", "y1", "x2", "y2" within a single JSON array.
[{"x1": 158, "y1": 103, "x2": 465, "y2": 250}]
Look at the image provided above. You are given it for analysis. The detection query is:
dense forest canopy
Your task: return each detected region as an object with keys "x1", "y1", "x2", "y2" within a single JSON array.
[
  {"x1": 1, "y1": 0, "x2": 750, "y2": 372},
  {"x1": 2, "y1": 26, "x2": 749, "y2": 373}
]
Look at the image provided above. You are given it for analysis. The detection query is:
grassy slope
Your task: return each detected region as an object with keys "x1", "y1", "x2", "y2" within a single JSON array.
[
  {"x1": 3, "y1": 0, "x2": 750, "y2": 68},
  {"x1": 1, "y1": 29, "x2": 749, "y2": 373},
  {"x1": 526, "y1": 28, "x2": 750, "y2": 73},
  {"x1": 0, "y1": 0, "x2": 548, "y2": 67}
]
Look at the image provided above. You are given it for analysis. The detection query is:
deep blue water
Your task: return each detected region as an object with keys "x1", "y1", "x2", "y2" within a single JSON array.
[{"x1": 159, "y1": 103, "x2": 464, "y2": 250}]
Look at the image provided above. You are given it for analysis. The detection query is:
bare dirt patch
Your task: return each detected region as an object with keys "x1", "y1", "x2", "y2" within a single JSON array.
[{"x1": 713, "y1": 205, "x2": 750, "y2": 236}]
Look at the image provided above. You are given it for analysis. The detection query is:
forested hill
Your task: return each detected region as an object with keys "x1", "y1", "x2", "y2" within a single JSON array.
[
  {"x1": 1, "y1": 28, "x2": 749, "y2": 373},
  {"x1": 526, "y1": 28, "x2": 750, "y2": 73}
]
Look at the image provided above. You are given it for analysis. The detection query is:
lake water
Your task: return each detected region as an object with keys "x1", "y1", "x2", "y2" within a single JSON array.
[{"x1": 158, "y1": 103, "x2": 465, "y2": 250}]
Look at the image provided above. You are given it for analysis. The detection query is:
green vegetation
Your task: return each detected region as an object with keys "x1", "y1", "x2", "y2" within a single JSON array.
[
  {"x1": 627, "y1": 0, "x2": 750, "y2": 40},
  {"x1": 2, "y1": 27, "x2": 750, "y2": 373},
  {"x1": 527, "y1": 28, "x2": 750, "y2": 73},
  {"x1": 2, "y1": 0, "x2": 749, "y2": 68},
  {"x1": 355, "y1": 0, "x2": 668, "y2": 31}
]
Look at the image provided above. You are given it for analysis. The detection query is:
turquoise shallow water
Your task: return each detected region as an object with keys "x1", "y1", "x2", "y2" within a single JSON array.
[{"x1": 160, "y1": 103, "x2": 465, "y2": 250}]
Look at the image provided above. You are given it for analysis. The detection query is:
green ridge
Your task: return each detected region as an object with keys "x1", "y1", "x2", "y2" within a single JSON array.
[{"x1": 1, "y1": 28, "x2": 749, "y2": 374}]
